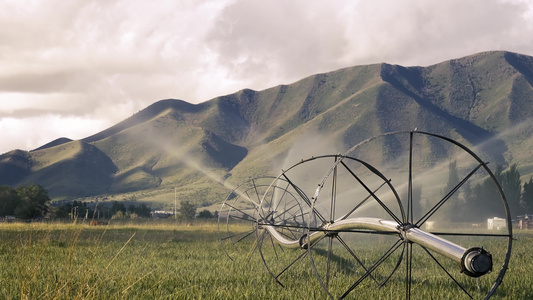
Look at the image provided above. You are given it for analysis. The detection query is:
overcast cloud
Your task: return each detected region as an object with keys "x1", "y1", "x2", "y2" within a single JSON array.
[{"x1": 1, "y1": 0, "x2": 533, "y2": 153}]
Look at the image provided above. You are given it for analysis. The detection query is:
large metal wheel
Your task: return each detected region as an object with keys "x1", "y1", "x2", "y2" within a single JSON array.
[
  {"x1": 218, "y1": 177, "x2": 275, "y2": 262},
  {"x1": 256, "y1": 155, "x2": 405, "y2": 290},
  {"x1": 218, "y1": 176, "x2": 305, "y2": 266},
  {"x1": 309, "y1": 131, "x2": 512, "y2": 299}
]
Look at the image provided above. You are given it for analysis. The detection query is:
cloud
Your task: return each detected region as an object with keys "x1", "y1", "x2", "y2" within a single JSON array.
[
  {"x1": 206, "y1": 0, "x2": 354, "y2": 81},
  {"x1": 0, "y1": 115, "x2": 111, "y2": 153},
  {"x1": 342, "y1": 0, "x2": 533, "y2": 66},
  {"x1": 0, "y1": 0, "x2": 533, "y2": 153},
  {"x1": 207, "y1": 0, "x2": 533, "y2": 84}
]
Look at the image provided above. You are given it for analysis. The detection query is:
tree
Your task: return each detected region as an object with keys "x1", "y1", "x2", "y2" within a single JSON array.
[
  {"x1": 461, "y1": 180, "x2": 474, "y2": 221},
  {"x1": 111, "y1": 210, "x2": 125, "y2": 219},
  {"x1": 135, "y1": 203, "x2": 151, "y2": 218},
  {"x1": 14, "y1": 183, "x2": 50, "y2": 219},
  {"x1": 0, "y1": 186, "x2": 18, "y2": 217},
  {"x1": 500, "y1": 164, "x2": 522, "y2": 216},
  {"x1": 522, "y1": 177, "x2": 533, "y2": 214},
  {"x1": 109, "y1": 201, "x2": 126, "y2": 216},
  {"x1": 179, "y1": 200, "x2": 196, "y2": 220},
  {"x1": 466, "y1": 165, "x2": 514, "y2": 222},
  {"x1": 197, "y1": 209, "x2": 214, "y2": 219},
  {"x1": 52, "y1": 201, "x2": 73, "y2": 219},
  {"x1": 126, "y1": 211, "x2": 139, "y2": 219},
  {"x1": 441, "y1": 160, "x2": 462, "y2": 222}
]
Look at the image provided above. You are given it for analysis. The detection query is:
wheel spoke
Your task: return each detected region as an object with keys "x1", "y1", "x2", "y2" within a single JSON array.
[
  {"x1": 272, "y1": 182, "x2": 291, "y2": 214},
  {"x1": 378, "y1": 241, "x2": 405, "y2": 287},
  {"x1": 340, "y1": 161, "x2": 402, "y2": 224},
  {"x1": 246, "y1": 236, "x2": 260, "y2": 263},
  {"x1": 330, "y1": 155, "x2": 339, "y2": 222},
  {"x1": 405, "y1": 242, "x2": 412, "y2": 300},
  {"x1": 257, "y1": 229, "x2": 285, "y2": 287},
  {"x1": 326, "y1": 236, "x2": 333, "y2": 289},
  {"x1": 340, "y1": 239, "x2": 404, "y2": 299},
  {"x1": 420, "y1": 246, "x2": 474, "y2": 299},
  {"x1": 251, "y1": 179, "x2": 262, "y2": 204},
  {"x1": 408, "y1": 131, "x2": 414, "y2": 224},
  {"x1": 220, "y1": 229, "x2": 255, "y2": 243},
  {"x1": 282, "y1": 173, "x2": 328, "y2": 223},
  {"x1": 416, "y1": 163, "x2": 483, "y2": 227},
  {"x1": 275, "y1": 248, "x2": 308, "y2": 280},
  {"x1": 335, "y1": 235, "x2": 378, "y2": 284},
  {"x1": 271, "y1": 225, "x2": 301, "y2": 241},
  {"x1": 340, "y1": 180, "x2": 390, "y2": 221},
  {"x1": 224, "y1": 203, "x2": 258, "y2": 221},
  {"x1": 227, "y1": 214, "x2": 256, "y2": 222},
  {"x1": 267, "y1": 231, "x2": 281, "y2": 260},
  {"x1": 272, "y1": 202, "x2": 300, "y2": 221}
]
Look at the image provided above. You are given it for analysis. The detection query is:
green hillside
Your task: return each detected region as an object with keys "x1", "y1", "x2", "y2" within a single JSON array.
[{"x1": 0, "y1": 50, "x2": 532, "y2": 209}]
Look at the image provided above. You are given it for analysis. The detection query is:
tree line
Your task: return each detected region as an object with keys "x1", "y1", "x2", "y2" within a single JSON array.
[
  {"x1": 161, "y1": 200, "x2": 217, "y2": 220},
  {"x1": 0, "y1": 183, "x2": 155, "y2": 220},
  {"x1": 443, "y1": 162, "x2": 533, "y2": 223},
  {"x1": 0, "y1": 183, "x2": 219, "y2": 221},
  {"x1": 52, "y1": 201, "x2": 152, "y2": 219}
]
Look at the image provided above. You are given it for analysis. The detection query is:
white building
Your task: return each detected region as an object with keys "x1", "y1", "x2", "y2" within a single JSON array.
[{"x1": 487, "y1": 217, "x2": 506, "y2": 230}]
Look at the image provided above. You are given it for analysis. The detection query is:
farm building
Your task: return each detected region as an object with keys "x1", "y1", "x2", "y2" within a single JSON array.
[
  {"x1": 517, "y1": 215, "x2": 533, "y2": 230},
  {"x1": 487, "y1": 217, "x2": 507, "y2": 230},
  {"x1": 151, "y1": 210, "x2": 174, "y2": 218}
]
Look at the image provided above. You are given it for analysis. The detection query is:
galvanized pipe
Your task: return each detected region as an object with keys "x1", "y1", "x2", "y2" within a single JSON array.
[{"x1": 262, "y1": 217, "x2": 492, "y2": 277}]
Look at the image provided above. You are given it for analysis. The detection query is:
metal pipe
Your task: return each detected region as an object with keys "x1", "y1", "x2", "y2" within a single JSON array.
[
  {"x1": 262, "y1": 217, "x2": 492, "y2": 277},
  {"x1": 404, "y1": 226, "x2": 464, "y2": 261}
]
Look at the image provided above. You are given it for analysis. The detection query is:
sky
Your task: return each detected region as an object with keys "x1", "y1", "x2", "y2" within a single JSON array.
[{"x1": 1, "y1": 0, "x2": 533, "y2": 154}]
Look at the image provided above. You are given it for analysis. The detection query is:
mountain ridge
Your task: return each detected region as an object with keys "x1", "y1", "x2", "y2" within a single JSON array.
[{"x1": 1, "y1": 50, "x2": 532, "y2": 209}]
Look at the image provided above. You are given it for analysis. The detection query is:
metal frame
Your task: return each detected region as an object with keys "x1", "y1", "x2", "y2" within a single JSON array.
[{"x1": 218, "y1": 131, "x2": 513, "y2": 299}]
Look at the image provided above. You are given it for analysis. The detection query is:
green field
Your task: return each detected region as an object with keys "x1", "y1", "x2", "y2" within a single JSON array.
[{"x1": 0, "y1": 220, "x2": 532, "y2": 299}]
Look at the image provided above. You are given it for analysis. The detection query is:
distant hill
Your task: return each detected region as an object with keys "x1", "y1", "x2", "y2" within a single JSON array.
[
  {"x1": 1, "y1": 51, "x2": 532, "y2": 209},
  {"x1": 32, "y1": 137, "x2": 73, "y2": 151}
]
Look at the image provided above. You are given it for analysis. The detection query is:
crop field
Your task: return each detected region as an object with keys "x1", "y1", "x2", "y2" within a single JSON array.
[{"x1": 0, "y1": 220, "x2": 532, "y2": 299}]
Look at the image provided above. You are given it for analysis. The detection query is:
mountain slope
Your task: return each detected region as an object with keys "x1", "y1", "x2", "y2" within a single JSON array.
[
  {"x1": 27, "y1": 140, "x2": 117, "y2": 197},
  {"x1": 1, "y1": 50, "x2": 532, "y2": 206}
]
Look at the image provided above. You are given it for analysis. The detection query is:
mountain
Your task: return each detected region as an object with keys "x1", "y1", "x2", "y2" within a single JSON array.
[{"x1": 1, "y1": 51, "x2": 532, "y2": 209}]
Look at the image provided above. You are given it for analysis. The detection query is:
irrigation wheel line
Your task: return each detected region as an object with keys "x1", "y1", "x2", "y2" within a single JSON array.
[{"x1": 218, "y1": 131, "x2": 513, "y2": 300}]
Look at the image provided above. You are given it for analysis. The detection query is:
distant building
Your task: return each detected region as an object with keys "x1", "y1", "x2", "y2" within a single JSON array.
[
  {"x1": 151, "y1": 210, "x2": 174, "y2": 218},
  {"x1": 517, "y1": 215, "x2": 533, "y2": 230},
  {"x1": 0, "y1": 216, "x2": 16, "y2": 222},
  {"x1": 487, "y1": 217, "x2": 507, "y2": 230}
]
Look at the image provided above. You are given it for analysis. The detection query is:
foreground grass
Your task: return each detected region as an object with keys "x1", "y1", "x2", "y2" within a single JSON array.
[{"x1": 0, "y1": 220, "x2": 531, "y2": 299}]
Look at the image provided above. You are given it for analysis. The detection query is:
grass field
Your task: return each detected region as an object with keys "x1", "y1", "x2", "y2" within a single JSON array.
[{"x1": 0, "y1": 220, "x2": 532, "y2": 299}]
